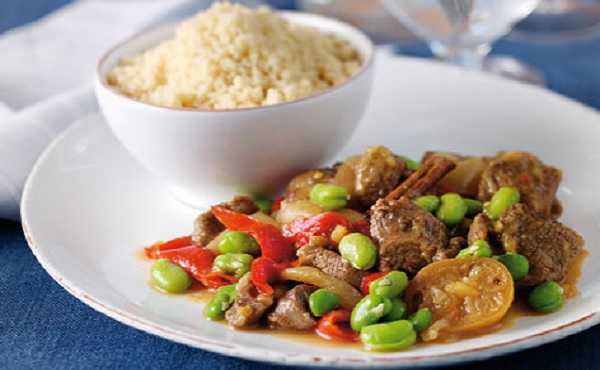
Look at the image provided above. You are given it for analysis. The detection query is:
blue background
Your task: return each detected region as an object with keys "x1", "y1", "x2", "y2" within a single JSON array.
[{"x1": 2, "y1": 1, "x2": 600, "y2": 369}]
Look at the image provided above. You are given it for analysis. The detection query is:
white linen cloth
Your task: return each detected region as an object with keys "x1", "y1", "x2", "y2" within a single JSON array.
[{"x1": 0, "y1": 0, "x2": 262, "y2": 220}]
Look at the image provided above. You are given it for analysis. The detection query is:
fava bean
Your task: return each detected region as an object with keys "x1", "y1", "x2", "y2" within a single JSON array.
[
  {"x1": 218, "y1": 231, "x2": 260, "y2": 255},
  {"x1": 486, "y1": 186, "x2": 520, "y2": 220},
  {"x1": 382, "y1": 298, "x2": 407, "y2": 322},
  {"x1": 528, "y1": 281, "x2": 564, "y2": 313},
  {"x1": 369, "y1": 271, "x2": 409, "y2": 299},
  {"x1": 414, "y1": 195, "x2": 441, "y2": 213},
  {"x1": 150, "y1": 259, "x2": 192, "y2": 293},
  {"x1": 339, "y1": 233, "x2": 377, "y2": 270},
  {"x1": 409, "y1": 308, "x2": 432, "y2": 332},
  {"x1": 496, "y1": 253, "x2": 529, "y2": 281},
  {"x1": 360, "y1": 320, "x2": 417, "y2": 352},
  {"x1": 350, "y1": 295, "x2": 392, "y2": 331},
  {"x1": 205, "y1": 284, "x2": 237, "y2": 321},
  {"x1": 437, "y1": 193, "x2": 468, "y2": 227},
  {"x1": 213, "y1": 253, "x2": 253, "y2": 278},
  {"x1": 457, "y1": 240, "x2": 493, "y2": 258},
  {"x1": 400, "y1": 156, "x2": 421, "y2": 171},
  {"x1": 309, "y1": 289, "x2": 340, "y2": 317},
  {"x1": 309, "y1": 184, "x2": 348, "y2": 210},
  {"x1": 464, "y1": 198, "x2": 483, "y2": 216},
  {"x1": 253, "y1": 197, "x2": 273, "y2": 214}
]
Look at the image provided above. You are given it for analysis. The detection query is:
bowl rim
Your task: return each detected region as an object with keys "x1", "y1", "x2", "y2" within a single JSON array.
[{"x1": 95, "y1": 10, "x2": 375, "y2": 114}]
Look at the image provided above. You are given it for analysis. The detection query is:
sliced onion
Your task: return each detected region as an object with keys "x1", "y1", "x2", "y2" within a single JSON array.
[
  {"x1": 336, "y1": 208, "x2": 366, "y2": 223},
  {"x1": 250, "y1": 211, "x2": 281, "y2": 229},
  {"x1": 274, "y1": 200, "x2": 323, "y2": 225},
  {"x1": 438, "y1": 157, "x2": 489, "y2": 197},
  {"x1": 281, "y1": 266, "x2": 362, "y2": 309}
]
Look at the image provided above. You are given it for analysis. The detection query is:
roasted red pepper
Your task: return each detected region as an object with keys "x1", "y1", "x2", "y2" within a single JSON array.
[
  {"x1": 282, "y1": 212, "x2": 351, "y2": 247},
  {"x1": 250, "y1": 257, "x2": 291, "y2": 295},
  {"x1": 212, "y1": 206, "x2": 295, "y2": 262},
  {"x1": 271, "y1": 196, "x2": 284, "y2": 213},
  {"x1": 360, "y1": 272, "x2": 387, "y2": 295},
  {"x1": 144, "y1": 236, "x2": 193, "y2": 258},
  {"x1": 353, "y1": 219, "x2": 371, "y2": 237},
  {"x1": 315, "y1": 309, "x2": 359, "y2": 342}
]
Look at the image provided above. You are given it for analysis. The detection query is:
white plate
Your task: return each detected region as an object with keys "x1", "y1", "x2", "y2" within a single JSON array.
[{"x1": 22, "y1": 53, "x2": 600, "y2": 368}]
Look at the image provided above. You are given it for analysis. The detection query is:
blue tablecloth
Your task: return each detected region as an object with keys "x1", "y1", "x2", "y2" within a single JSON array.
[{"x1": 2, "y1": 1, "x2": 600, "y2": 369}]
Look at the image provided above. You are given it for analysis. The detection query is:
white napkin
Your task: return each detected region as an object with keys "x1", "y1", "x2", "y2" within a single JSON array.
[{"x1": 0, "y1": 0, "x2": 262, "y2": 221}]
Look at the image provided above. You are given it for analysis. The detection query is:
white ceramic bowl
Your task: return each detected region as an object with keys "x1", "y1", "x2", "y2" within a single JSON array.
[{"x1": 95, "y1": 11, "x2": 375, "y2": 207}]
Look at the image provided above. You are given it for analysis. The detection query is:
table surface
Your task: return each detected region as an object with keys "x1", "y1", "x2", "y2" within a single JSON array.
[{"x1": 2, "y1": 1, "x2": 600, "y2": 369}]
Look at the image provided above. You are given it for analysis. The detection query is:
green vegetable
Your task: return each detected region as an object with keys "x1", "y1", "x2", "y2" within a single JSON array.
[
  {"x1": 360, "y1": 320, "x2": 417, "y2": 352},
  {"x1": 253, "y1": 195, "x2": 273, "y2": 214},
  {"x1": 409, "y1": 308, "x2": 432, "y2": 332},
  {"x1": 382, "y1": 298, "x2": 407, "y2": 322},
  {"x1": 414, "y1": 195, "x2": 441, "y2": 213},
  {"x1": 486, "y1": 186, "x2": 521, "y2": 220},
  {"x1": 150, "y1": 259, "x2": 192, "y2": 293},
  {"x1": 457, "y1": 240, "x2": 493, "y2": 258},
  {"x1": 309, "y1": 289, "x2": 340, "y2": 317},
  {"x1": 496, "y1": 253, "x2": 529, "y2": 281},
  {"x1": 400, "y1": 156, "x2": 421, "y2": 171},
  {"x1": 309, "y1": 183, "x2": 348, "y2": 210},
  {"x1": 218, "y1": 231, "x2": 260, "y2": 255},
  {"x1": 213, "y1": 253, "x2": 254, "y2": 278},
  {"x1": 339, "y1": 233, "x2": 377, "y2": 270},
  {"x1": 464, "y1": 198, "x2": 483, "y2": 216},
  {"x1": 350, "y1": 295, "x2": 392, "y2": 331},
  {"x1": 436, "y1": 193, "x2": 468, "y2": 227},
  {"x1": 369, "y1": 271, "x2": 409, "y2": 299},
  {"x1": 205, "y1": 284, "x2": 237, "y2": 321},
  {"x1": 528, "y1": 281, "x2": 564, "y2": 313}
]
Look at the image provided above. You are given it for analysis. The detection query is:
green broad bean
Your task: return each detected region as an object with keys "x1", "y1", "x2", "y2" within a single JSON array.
[
  {"x1": 382, "y1": 298, "x2": 407, "y2": 322},
  {"x1": 350, "y1": 295, "x2": 392, "y2": 331},
  {"x1": 339, "y1": 233, "x2": 377, "y2": 270},
  {"x1": 309, "y1": 183, "x2": 348, "y2": 210},
  {"x1": 218, "y1": 231, "x2": 260, "y2": 255},
  {"x1": 414, "y1": 195, "x2": 441, "y2": 213},
  {"x1": 253, "y1": 196, "x2": 273, "y2": 214},
  {"x1": 528, "y1": 281, "x2": 564, "y2": 313},
  {"x1": 369, "y1": 271, "x2": 409, "y2": 299},
  {"x1": 360, "y1": 320, "x2": 417, "y2": 352},
  {"x1": 437, "y1": 193, "x2": 468, "y2": 227},
  {"x1": 496, "y1": 253, "x2": 529, "y2": 281},
  {"x1": 205, "y1": 284, "x2": 237, "y2": 321},
  {"x1": 409, "y1": 308, "x2": 432, "y2": 332},
  {"x1": 308, "y1": 289, "x2": 340, "y2": 317},
  {"x1": 213, "y1": 253, "x2": 253, "y2": 278},
  {"x1": 150, "y1": 259, "x2": 192, "y2": 293},
  {"x1": 464, "y1": 198, "x2": 483, "y2": 216},
  {"x1": 486, "y1": 186, "x2": 520, "y2": 220},
  {"x1": 400, "y1": 156, "x2": 421, "y2": 171},
  {"x1": 457, "y1": 240, "x2": 493, "y2": 258}
]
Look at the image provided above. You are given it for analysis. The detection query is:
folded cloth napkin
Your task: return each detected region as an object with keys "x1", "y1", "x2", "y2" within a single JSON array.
[{"x1": 0, "y1": 0, "x2": 262, "y2": 220}]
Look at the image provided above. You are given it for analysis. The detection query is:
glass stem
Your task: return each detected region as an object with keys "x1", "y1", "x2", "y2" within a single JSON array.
[{"x1": 430, "y1": 41, "x2": 491, "y2": 70}]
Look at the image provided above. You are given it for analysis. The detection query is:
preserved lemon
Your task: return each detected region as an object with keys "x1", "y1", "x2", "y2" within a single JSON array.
[{"x1": 405, "y1": 257, "x2": 514, "y2": 341}]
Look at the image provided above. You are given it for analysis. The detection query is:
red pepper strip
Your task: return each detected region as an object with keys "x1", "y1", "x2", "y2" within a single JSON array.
[
  {"x1": 144, "y1": 236, "x2": 193, "y2": 258},
  {"x1": 200, "y1": 272, "x2": 238, "y2": 289},
  {"x1": 282, "y1": 212, "x2": 351, "y2": 248},
  {"x1": 360, "y1": 272, "x2": 387, "y2": 295},
  {"x1": 315, "y1": 309, "x2": 359, "y2": 342},
  {"x1": 250, "y1": 257, "x2": 292, "y2": 295},
  {"x1": 212, "y1": 206, "x2": 295, "y2": 263},
  {"x1": 271, "y1": 196, "x2": 284, "y2": 213},
  {"x1": 353, "y1": 219, "x2": 371, "y2": 237},
  {"x1": 148, "y1": 246, "x2": 214, "y2": 280}
]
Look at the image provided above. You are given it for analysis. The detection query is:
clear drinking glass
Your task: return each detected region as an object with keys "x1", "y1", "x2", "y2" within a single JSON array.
[{"x1": 382, "y1": 0, "x2": 544, "y2": 83}]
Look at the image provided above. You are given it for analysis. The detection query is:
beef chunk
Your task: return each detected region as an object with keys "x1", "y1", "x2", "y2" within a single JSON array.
[
  {"x1": 297, "y1": 237, "x2": 366, "y2": 288},
  {"x1": 370, "y1": 198, "x2": 449, "y2": 274},
  {"x1": 225, "y1": 273, "x2": 274, "y2": 328},
  {"x1": 267, "y1": 284, "x2": 317, "y2": 330},
  {"x1": 433, "y1": 236, "x2": 465, "y2": 261},
  {"x1": 192, "y1": 196, "x2": 258, "y2": 246},
  {"x1": 285, "y1": 168, "x2": 336, "y2": 202},
  {"x1": 500, "y1": 203, "x2": 584, "y2": 286},
  {"x1": 468, "y1": 213, "x2": 493, "y2": 245},
  {"x1": 386, "y1": 155, "x2": 455, "y2": 201},
  {"x1": 478, "y1": 151, "x2": 562, "y2": 218}
]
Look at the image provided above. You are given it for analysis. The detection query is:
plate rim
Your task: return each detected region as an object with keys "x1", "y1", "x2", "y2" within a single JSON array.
[{"x1": 21, "y1": 56, "x2": 600, "y2": 368}]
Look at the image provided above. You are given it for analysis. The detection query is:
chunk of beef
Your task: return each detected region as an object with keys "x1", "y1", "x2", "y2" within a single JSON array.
[
  {"x1": 385, "y1": 156, "x2": 455, "y2": 201},
  {"x1": 267, "y1": 284, "x2": 317, "y2": 330},
  {"x1": 192, "y1": 196, "x2": 258, "y2": 246},
  {"x1": 285, "y1": 168, "x2": 336, "y2": 202},
  {"x1": 478, "y1": 151, "x2": 562, "y2": 218},
  {"x1": 225, "y1": 273, "x2": 274, "y2": 328},
  {"x1": 297, "y1": 238, "x2": 366, "y2": 288},
  {"x1": 433, "y1": 236, "x2": 465, "y2": 261},
  {"x1": 370, "y1": 198, "x2": 449, "y2": 274},
  {"x1": 468, "y1": 213, "x2": 493, "y2": 245},
  {"x1": 500, "y1": 203, "x2": 584, "y2": 286}
]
